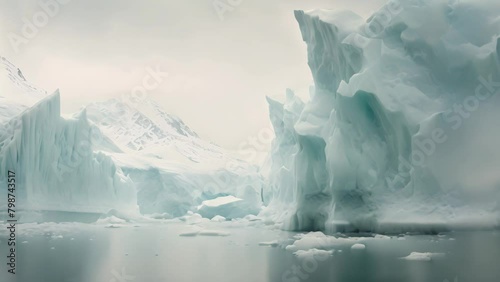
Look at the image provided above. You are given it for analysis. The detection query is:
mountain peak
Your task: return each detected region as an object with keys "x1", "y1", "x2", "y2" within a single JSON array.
[{"x1": 86, "y1": 95, "x2": 225, "y2": 163}]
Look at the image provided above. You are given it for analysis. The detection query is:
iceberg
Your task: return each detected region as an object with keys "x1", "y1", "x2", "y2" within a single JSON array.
[
  {"x1": 262, "y1": 0, "x2": 500, "y2": 232},
  {"x1": 0, "y1": 57, "x2": 137, "y2": 215}
]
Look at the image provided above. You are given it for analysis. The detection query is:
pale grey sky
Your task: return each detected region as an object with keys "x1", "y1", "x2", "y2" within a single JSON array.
[{"x1": 0, "y1": 0, "x2": 387, "y2": 149}]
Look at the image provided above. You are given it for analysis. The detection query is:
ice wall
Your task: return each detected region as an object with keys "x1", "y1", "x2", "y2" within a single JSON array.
[
  {"x1": 263, "y1": 0, "x2": 500, "y2": 231},
  {"x1": 0, "y1": 63, "x2": 137, "y2": 214}
]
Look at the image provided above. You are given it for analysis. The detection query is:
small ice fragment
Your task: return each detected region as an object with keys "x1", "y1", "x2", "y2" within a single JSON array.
[
  {"x1": 198, "y1": 230, "x2": 230, "y2": 236},
  {"x1": 259, "y1": 241, "x2": 279, "y2": 247},
  {"x1": 294, "y1": 249, "x2": 333, "y2": 260},
  {"x1": 400, "y1": 252, "x2": 445, "y2": 261},
  {"x1": 351, "y1": 244, "x2": 366, "y2": 250}
]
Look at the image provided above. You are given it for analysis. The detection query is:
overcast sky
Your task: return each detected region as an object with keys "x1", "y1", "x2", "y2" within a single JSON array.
[{"x1": 0, "y1": 0, "x2": 387, "y2": 149}]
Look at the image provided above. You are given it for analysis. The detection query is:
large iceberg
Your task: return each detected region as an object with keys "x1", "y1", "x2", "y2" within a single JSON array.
[
  {"x1": 0, "y1": 57, "x2": 137, "y2": 215},
  {"x1": 262, "y1": 0, "x2": 500, "y2": 232}
]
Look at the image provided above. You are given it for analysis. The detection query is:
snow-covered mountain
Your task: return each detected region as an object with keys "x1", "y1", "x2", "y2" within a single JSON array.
[
  {"x1": 86, "y1": 96, "x2": 263, "y2": 217},
  {"x1": 86, "y1": 96, "x2": 226, "y2": 164},
  {"x1": 0, "y1": 57, "x2": 47, "y2": 126},
  {"x1": 261, "y1": 0, "x2": 500, "y2": 232}
]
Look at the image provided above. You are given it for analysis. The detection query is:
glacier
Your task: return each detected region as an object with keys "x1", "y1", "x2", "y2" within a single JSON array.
[{"x1": 261, "y1": 0, "x2": 500, "y2": 232}]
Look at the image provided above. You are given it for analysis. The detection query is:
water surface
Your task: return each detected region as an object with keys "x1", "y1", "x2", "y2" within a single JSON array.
[{"x1": 0, "y1": 222, "x2": 499, "y2": 282}]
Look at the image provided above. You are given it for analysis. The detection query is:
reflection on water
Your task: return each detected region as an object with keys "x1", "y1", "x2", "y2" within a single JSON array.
[{"x1": 0, "y1": 223, "x2": 499, "y2": 282}]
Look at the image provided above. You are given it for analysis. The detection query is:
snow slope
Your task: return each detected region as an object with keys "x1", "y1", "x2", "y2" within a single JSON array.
[
  {"x1": 0, "y1": 57, "x2": 46, "y2": 128},
  {"x1": 262, "y1": 0, "x2": 500, "y2": 231},
  {"x1": 86, "y1": 96, "x2": 224, "y2": 163},
  {"x1": 0, "y1": 57, "x2": 137, "y2": 214}
]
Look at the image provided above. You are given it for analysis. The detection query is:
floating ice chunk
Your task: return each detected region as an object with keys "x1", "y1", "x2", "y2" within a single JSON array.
[
  {"x1": 198, "y1": 230, "x2": 230, "y2": 237},
  {"x1": 400, "y1": 252, "x2": 445, "y2": 261},
  {"x1": 182, "y1": 213, "x2": 206, "y2": 225},
  {"x1": 244, "y1": 215, "x2": 261, "y2": 221},
  {"x1": 51, "y1": 235, "x2": 63, "y2": 240},
  {"x1": 286, "y1": 231, "x2": 362, "y2": 251},
  {"x1": 179, "y1": 226, "x2": 202, "y2": 237},
  {"x1": 351, "y1": 244, "x2": 366, "y2": 250},
  {"x1": 259, "y1": 240, "x2": 279, "y2": 247},
  {"x1": 293, "y1": 249, "x2": 333, "y2": 260},
  {"x1": 179, "y1": 226, "x2": 229, "y2": 237},
  {"x1": 179, "y1": 230, "x2": 200, "y2": 237},
  {"x1": 286, "y1": 231, "x2": 396, "y2": 251},
  {"x1": 96, "y1": 216, "x2": 127, "y2": 225}
]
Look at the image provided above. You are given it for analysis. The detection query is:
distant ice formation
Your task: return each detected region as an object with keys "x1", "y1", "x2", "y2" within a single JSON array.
[{"x1": 0, "y1": 56, "x2": 263, "y2": 219}]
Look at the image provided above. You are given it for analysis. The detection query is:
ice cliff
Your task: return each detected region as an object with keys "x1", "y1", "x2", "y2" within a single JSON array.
[
  {"x1": 0, "y1": 57, "x2": 137, "y2": 214},
  {"x1": 262, "y1": 0, "x2": 500, "y2": 232}
]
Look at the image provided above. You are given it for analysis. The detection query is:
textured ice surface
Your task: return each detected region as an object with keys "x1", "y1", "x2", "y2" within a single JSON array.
[{"x1": 262, "y1": 0, "x2": 500, "y2": 231}]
